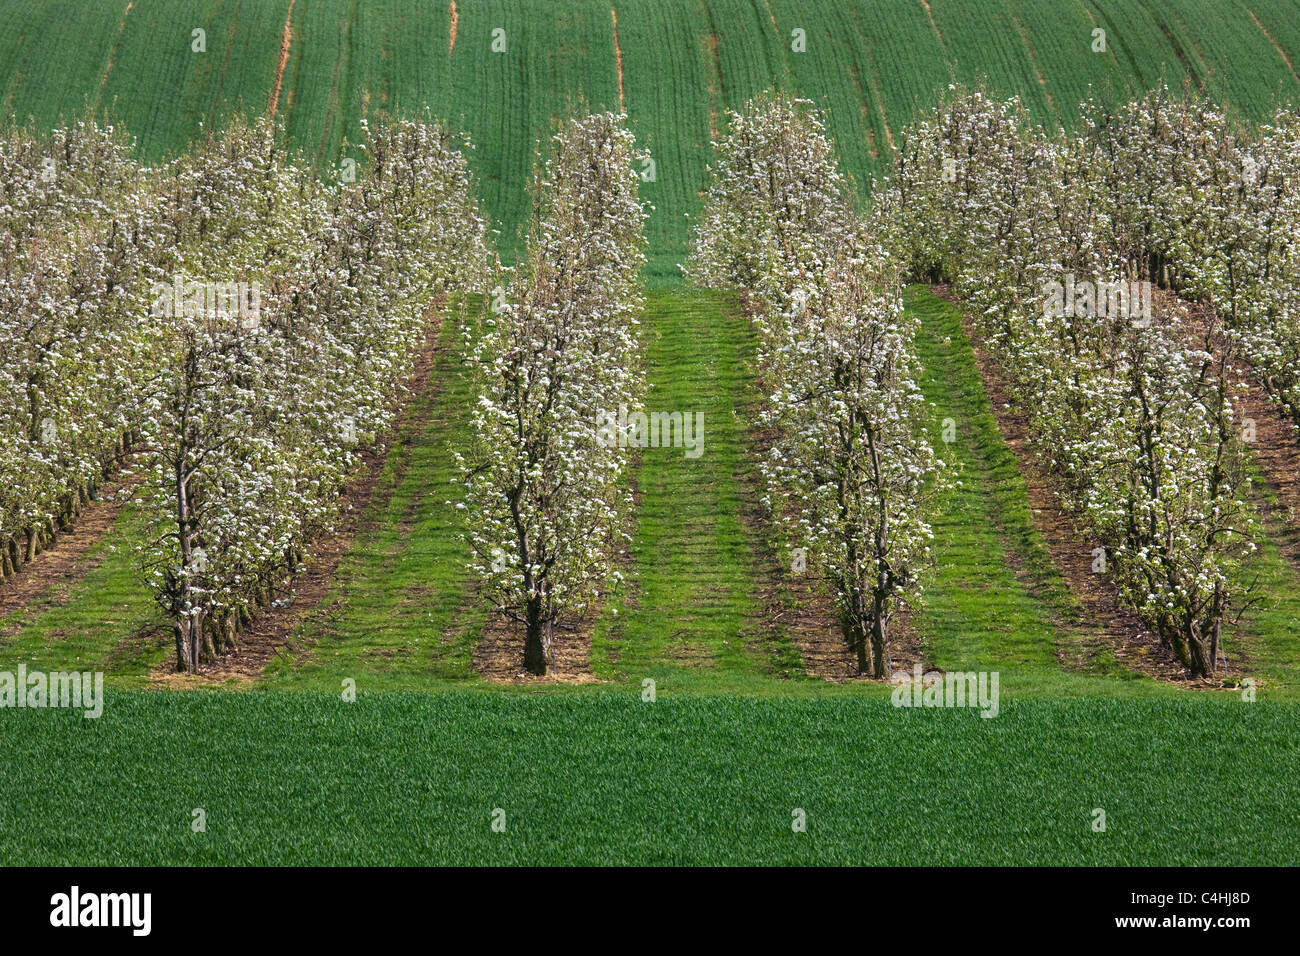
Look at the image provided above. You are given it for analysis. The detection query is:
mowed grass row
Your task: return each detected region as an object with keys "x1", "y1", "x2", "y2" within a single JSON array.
[
  {"x1": 0, "y1": 500, "x2": 169, "y2": 688},
  {"x1": 262, "y1": 315, "x2": 487, "y2": 691},
  {"x1": 907, "y1": 288, "x2": 1136, "y2": 692},
  {"x1": 4, "y1": 1, "x2": 1298, "y2": 280},
  {"x1": 0, "y1": 691, "x2": 1295, "y2": 865},
  {"x1": 589, "y1": 291, "x2": 803, "y2": 689}
]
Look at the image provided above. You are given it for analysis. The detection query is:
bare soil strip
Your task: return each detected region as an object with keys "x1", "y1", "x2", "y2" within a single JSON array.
[
  {"x1": 473, "y1": 616, "x2": 599, "y2": 683},
  {"x1": 771, "y1": 575, "x2": 926, "y2": 682},
  {"x1": 0, "y1": 470, "x2": 142, "y2": 622},
  {"x1": 930, "y1": 285, "x2": 1202, "y2": 684},
  {"x1": 93, "y1": 1, "x2": 134, "y2": 110},
  {"x1": 703, "y1": 32, "x2": 722, "y2": 141},
  {"x1": 449, "y1": 1, "x2": 458, "y2": 55},
  {"x1": 150, "y1": 305, "x2": 447, "y2": 687},
  {"x1": 611, "y1": 7, "x2": 625, "y2": 113},
  {"x1": 920, "y1": 0, "x2": 943, "y2": 44},
  {"x1": 1011, "y1": 15, "x2": 1054, "y2": 112},
  {"x1": 269, "y1": 0, "x2": 296, "y2": 120}
]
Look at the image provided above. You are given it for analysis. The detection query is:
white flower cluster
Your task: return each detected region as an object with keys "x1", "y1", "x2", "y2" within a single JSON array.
[
  {"x1": 1091, "y1": 88, "x2": 1300, "y2": 431},
  {"x1": 689, "y1": 93, "x2": 945, "y2": 678},
  {"x1": 457, "y1": 113, "x2": 649, "y2": 675},
  {"x1": 879, "y1": 86, "x2": 1256, "y2": 677}
]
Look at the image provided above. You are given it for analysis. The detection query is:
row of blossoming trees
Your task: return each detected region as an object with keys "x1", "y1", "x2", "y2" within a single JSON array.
[
  {"x1": 876, "y1": 85, "x2": 1300, "y2": 677},
  {"x1": 0, "y1": 114, "x2": 489, "y2": 671},
  {"x1": 687, "y1": 95, "x2": 946, "y2": 678},
  {"x1": 0, "y1": 122, "x2": 155, "y2": 575},
  {"x1": 3, "y1": 94, "x2": 1293, "y2": 680},
  {"x1": 458, "y1": 113, "x2": 649, "y2": 675}
]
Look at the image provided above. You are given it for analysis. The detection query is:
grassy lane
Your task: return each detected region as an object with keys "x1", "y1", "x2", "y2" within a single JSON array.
[
  {"x1": 1225, "y1": 466, "x2": 1300, "y2": 689},
  {"x1": 2, "y1": 691, "x2": 1295, "y2": 865},
  {"x1": 262, "y1": 315, "x2": 485, "y2": 691},
  {"x1": 590, "y1": 290, "x2": 802, "y2": 690},
  {"x1": 910, "y1": 286, "x2": 1300, "y2": 695},
  {"x1": 0, "y1": 503, "x2": 168, "y2": 687},
  {"x1": 906, "y1": 287, "x2": 1149, "y2": 694}
]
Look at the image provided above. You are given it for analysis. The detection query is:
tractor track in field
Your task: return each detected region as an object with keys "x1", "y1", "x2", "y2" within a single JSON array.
[
  {"x1": 150, "y1": 302, "x2": 447, "y2": 687},
  {"x1": 931, "y1": 285, "x2": 1212, "y2": 685},
  {"x1": 94, "y1": 1, "x2": 133, "y2": 111},
  {"x1": 920, "y1": 0, "x2": 943, "y2": 44},
  {"x1": 1242, "y1": 4, "x2": 1300, "y2": 86},
  {"x1": 0, "y1": 469, "x2": 143, "y2": 628},
  {"x1": 269, "y1": 0, "x2": 295, "y2": 119},
  {"x1": 449, "y1": 1, "x2": 458, "y2": 54},
  {"x1": 611, "y1": 7, "x2": 625, "y2": 113}
]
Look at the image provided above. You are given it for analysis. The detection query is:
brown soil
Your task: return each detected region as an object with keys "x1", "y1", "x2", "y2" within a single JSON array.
[
  {"x1": 95, "y1": 1, "x2": 134, "y2": 106},
  {"x1": 703, "y1": 33, "x2": 722, "y2": 141},
  {"x1": 150, "y1": 303, "x2": 447, "y2": 687},
  {"x1": 473, "y1": 613, "x2": 600, "y2": 683},
  {"x1": 920, "y1": 0, "x2": 943, "y2": 43},
  {"x1": 611, "y1": 7, "x2": 625, "y2": 113},
  {"x1": 772, "y1": 576, "x2": 927, "y2": 682},
  {"x1": 1244, "y1": 5, "x2": 1300, "y2": 86},
  {"x1": 268, "y1": 0, "x2": 296, "y2": 119},
  {"x1": 449, "y1": 1, "x2": 458, "y2": 54},
  {"x1": 0, "y1": 469, "x2": 143, "y2": 622},
  {"x1": 930, "y1": 284, "x2": 1214, "y2": 685}
]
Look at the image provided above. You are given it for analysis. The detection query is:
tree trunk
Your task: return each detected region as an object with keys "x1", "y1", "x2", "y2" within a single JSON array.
[
  {"x1": 523, "y1": 596, "x2": 549, "y2": 675},
  {"x1": 841, "y1": 593, "x2": 871, "y2": 676},
  {"x1": 201, "y1": 614, "x2": 218, "y2": 663},
  {"x1": 174, "y1": 621, "x2": 191, "y2": 673},
  {"x1": 223, "y1": 612, "x2": 239, "y2": 653},
  {"x1": 869, "y1": 593, "x2": 889, "y2": 679},
  {"x1": 1185, "y1": 621, "x2": 1213, "y2": 678},
  {"x1": 25, "y1": 526, "x2": 36, "y2": 562},
  {"x1": 189, "y1": 610, "x2": 203, "y2": 672}
]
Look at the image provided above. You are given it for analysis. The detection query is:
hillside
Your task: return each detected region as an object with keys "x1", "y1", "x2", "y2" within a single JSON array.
[{"x1": 4, "y1": 0, "x2": 1300, "y2": 279}]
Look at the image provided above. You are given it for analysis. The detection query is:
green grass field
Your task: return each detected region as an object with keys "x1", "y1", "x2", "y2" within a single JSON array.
[
  {"x1": 4, "y1": 0, "x2": 1299, "y2": 278},
  {"x1": 2, "y1": 0, "x2": 1299, "y2": 866},
  {"x1": 2, "y1": 691, "x2": 1296, "y2": 865}
]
